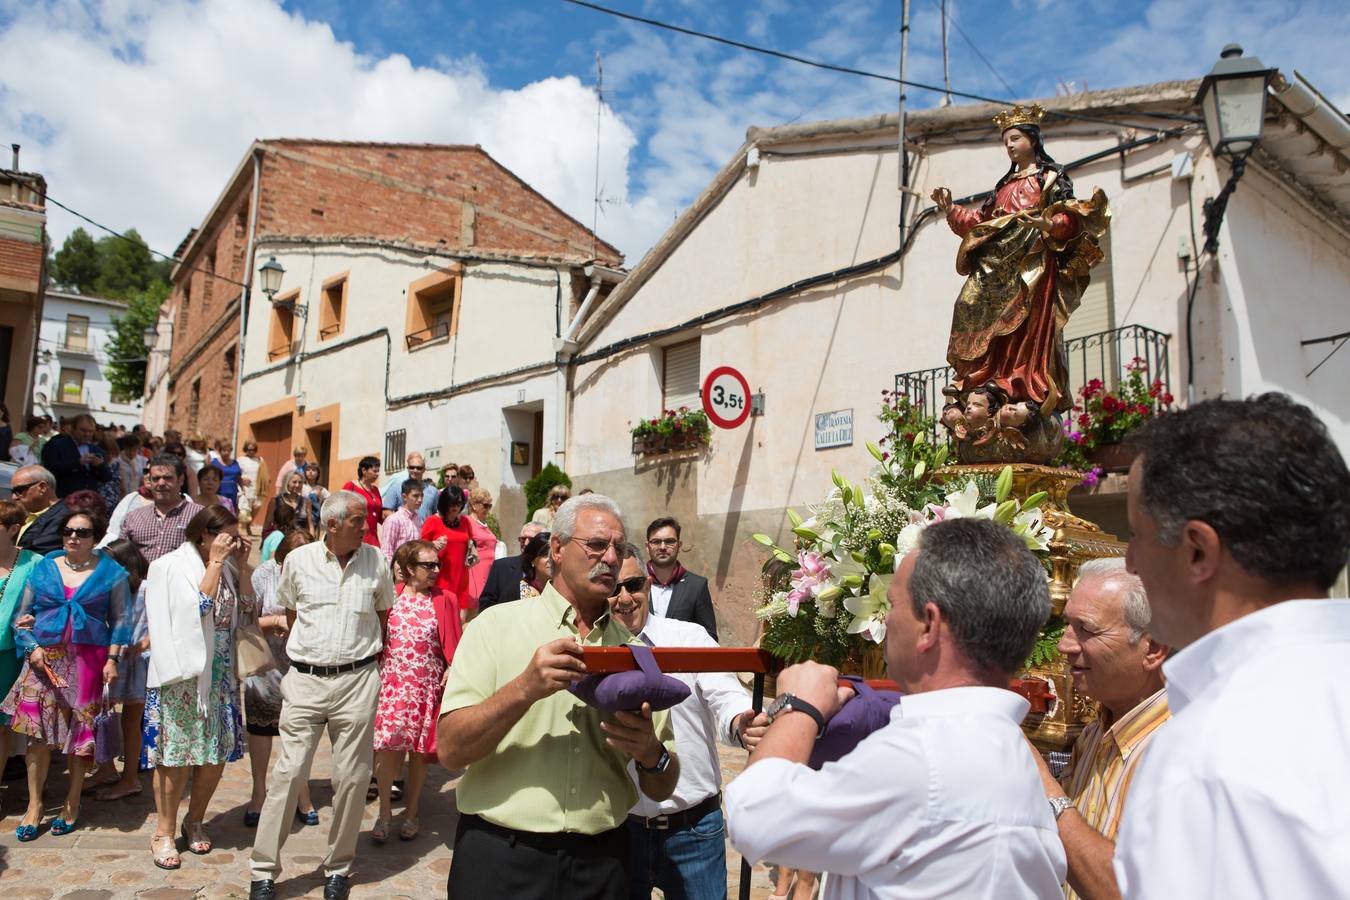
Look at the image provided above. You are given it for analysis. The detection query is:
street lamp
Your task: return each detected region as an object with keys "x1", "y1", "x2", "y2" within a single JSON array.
[
  {"x1": 1197, "y1": 44, "x2": 1276, "y2": 252},
  {"x1": 142, "y1": 322, "x2": 159, "y2": 354},
  {"x1": 258, "y1": 256, "x2": 285, "y2": 300}
]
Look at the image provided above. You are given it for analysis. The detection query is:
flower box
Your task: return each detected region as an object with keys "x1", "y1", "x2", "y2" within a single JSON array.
[
  {"x1": 631, "y1": 408, "x2": 712, "y2": 456},
  {"x1": 1086, "y1": 441, "x2": 1137, "y2": 473},
  {"x1": 632, "y1": 430, "x2": 707, "y2": 456}
]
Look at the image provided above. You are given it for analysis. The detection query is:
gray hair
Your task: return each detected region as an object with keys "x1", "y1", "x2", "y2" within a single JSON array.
[
  {"x1": 1076, "y1": 557, "x2": 1152, "y2": 643},
  {"x1": 622, "y1": 542, "x2": 645, "y2": 566},
  {"x1": 909, "y1": 518, "x2": 1051, "y2": 677},
  {"x1": 15, "y1": 465, "x2": 56, "y2": 491},
  {"x1": 322, "y1": 490, "x2": 368, "y2": 528},
  {"x1": 552, "y1": 493, "x2": 626, "y2": 544}
]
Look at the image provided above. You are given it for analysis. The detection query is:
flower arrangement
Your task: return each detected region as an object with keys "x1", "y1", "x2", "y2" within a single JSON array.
[
  {"x1": 1058, "y1": 357, "x2": 1173, "y2": 471},
  {"x1": 630, "y1": 407, "x2": 711, "y2": 454},
  {"x1": 753, "y1": 438, "x2": 1055, "y2": 666}
]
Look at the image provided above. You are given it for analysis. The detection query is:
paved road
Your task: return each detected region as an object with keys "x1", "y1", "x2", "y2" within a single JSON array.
[{"x1": 0, "y1": 739, "x2": 779, "y2": 899}]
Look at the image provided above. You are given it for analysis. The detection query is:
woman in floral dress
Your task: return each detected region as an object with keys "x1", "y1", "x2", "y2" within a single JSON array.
[
  {"x1": 142, "y1": 506, "x2": 255, "y2": 869},
  {"x1": 371, "y1": 540, "x2": 461, "y2": 842},
  {"x1": 2, "y1": 508, "x2": 132, "y2": 841}
]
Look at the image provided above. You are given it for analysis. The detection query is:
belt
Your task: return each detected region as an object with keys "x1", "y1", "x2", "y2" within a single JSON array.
[
  {"x1": 460, "y1": 814, "x2": 627, "y2": 854},
  {"x1": 288, "y1": 653, "x2": 379, "y2": 677},
  {"x1": 628, "y1": 792, "x2": 721, "y2": 831}
]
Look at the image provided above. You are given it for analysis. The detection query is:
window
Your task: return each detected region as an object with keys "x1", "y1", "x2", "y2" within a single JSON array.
[
  {"x1": 319, "y1": 272, "x2": 348, "y2": 340},
  {"x1": 1063, "y1": 235, "x2": 1116, "y2": 390},
  {"x1": 65, "y1": 315, "x2": 90, "y2": 351},
  {"x1": 268, "y1": 289, "x2": 299, "y2": 360},
  {"x1": 189, "y1": 378, "x2": 201, "y2": 429},
  {"x1": 180, "y1": 283, "x2": 191, "y2": 336},
  {"x1": 405, "y1": 267, "x2": 461, "y2": 349},
  {"x1": 662, "y1": 339, "x2": 701, "y2": 411},
  {"x1": 384, "y1": 429, "x2": 407, "y2": 472},
  {"x1": 224, "y1": 343, "x2": 237, "y2": 379},
  {"x1": 203, "y1": 248, "x2": 216, "y2": 308},
  {"x1": 58, "y1": 367, "x2": 85, "y2": 403}
]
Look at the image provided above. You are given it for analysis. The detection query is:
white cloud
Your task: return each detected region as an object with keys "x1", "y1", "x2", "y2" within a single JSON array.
[{"x1": 0, "y1": 0, "x2": 670, "y2": 261}]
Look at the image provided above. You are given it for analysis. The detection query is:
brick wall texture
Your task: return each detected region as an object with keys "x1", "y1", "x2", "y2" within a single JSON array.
[
  {"x1": 163, "y1": 141, "x2": 621, "y2": 442},
  {"x1": 0, "y1": 235, "x2": 44, "y2": 286}
]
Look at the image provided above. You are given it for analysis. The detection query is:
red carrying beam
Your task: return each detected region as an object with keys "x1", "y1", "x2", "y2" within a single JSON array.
[{"x1": 578, "y1": 648, "x2": 1052, "y2": 714}]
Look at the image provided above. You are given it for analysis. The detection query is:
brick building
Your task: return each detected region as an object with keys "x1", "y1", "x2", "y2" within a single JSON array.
[
  {"x1": 0, "y1": 149, "x2": 47, "y2": 421},
  {"x1": 160, "y1": 139, "x2": 621, "y2": 505}
]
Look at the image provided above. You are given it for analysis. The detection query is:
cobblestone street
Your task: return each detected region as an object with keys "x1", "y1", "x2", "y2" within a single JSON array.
[{"x1": 0, "y1": 740, "x2": 777, "y2": 899}]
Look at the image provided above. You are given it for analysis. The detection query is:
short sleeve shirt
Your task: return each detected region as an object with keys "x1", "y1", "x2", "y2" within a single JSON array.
[
  {"x1": 120, "y1": 498, "x2": 203, "y2": 564},
  {"x1": 440, "y1": 582, "x2": 676, "y2": 835},
  {"x1": 276, "y1": 541, "x2": 396, "y2": 665}
]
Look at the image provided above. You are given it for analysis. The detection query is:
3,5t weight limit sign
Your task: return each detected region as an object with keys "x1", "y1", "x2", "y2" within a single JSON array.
[{"x1": 702, "y1": 366, "x2": 751, "y2": 429}]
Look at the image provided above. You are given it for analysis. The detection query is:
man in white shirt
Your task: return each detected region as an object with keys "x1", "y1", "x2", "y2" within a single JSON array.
[
  {"x1": 1114, "y1": 393, "x2": 1350, "y2": 898},
  {"x1": 726, "y1": 517, "x2": 1066, "y2": 899},
  {"x1": 249, "y1": 490, "x2": 396, "y2": 900},
  {"x1": 610, "y1": 544, "x2": 767, "y2": 900}
]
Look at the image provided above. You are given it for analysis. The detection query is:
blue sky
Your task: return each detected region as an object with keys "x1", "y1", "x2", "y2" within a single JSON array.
[{"x1": 1, "y1": 0, "x2": 1346, "y2": 262}]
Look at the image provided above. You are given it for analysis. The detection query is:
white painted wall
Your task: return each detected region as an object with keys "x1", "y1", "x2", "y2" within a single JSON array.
[
  {"x1": 34, "y1": 291, "x2": 145, "y2": 429},
  {"x1": 238, "y1": 240, "x2": 570, "y2": 526}
]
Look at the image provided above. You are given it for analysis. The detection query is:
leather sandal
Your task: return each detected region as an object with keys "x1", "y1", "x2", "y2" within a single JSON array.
[
  {"x1": 399, "y1": 818, "x2": 420, "y2": 841},
  {"x1": 152, "y1": 834, "x2": 182, "y2": 870},
  {"x1": 371, "y1": 818, "x2": 390, "y2": 844},
  {"x1": 181, "y1": 820, "x2": 212, "y2": 854}
]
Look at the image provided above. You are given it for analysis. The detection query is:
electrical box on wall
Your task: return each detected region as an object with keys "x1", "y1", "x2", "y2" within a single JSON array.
[{"x1": 425, "y1": 445, "x2": 442, "y2": 465}]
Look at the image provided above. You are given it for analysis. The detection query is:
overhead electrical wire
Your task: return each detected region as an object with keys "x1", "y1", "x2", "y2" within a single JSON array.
[
  {"x1": 560, "y1": 0, "x2": 1193, "y2": 133},
  {"x1": 928, "y1": 0, "x2": 1017, "y2": 97}
]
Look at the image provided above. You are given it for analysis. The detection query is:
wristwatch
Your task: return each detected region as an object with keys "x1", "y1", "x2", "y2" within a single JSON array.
[
  {"x1": 636, "y1": 747, "x2": 671, "y2": 774},
  {"x1": 765, "y1": 693, "x2": 827, "y2": 739},
  {"x1": 1048, "y1": 796, "x2": 1075, "y2": 820}
]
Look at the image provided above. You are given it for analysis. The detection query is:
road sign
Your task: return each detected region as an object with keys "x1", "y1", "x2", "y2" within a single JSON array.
[{"x1": 702, "y1": 365, "x2": 751, "y2": 429}]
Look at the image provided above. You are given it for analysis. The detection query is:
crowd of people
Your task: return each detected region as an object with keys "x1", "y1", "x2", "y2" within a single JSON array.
[{"x1": 3, "y1": 393, "x2": 1348, "y2": 900}]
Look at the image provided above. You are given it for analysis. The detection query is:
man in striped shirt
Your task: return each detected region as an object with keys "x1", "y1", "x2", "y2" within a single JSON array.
[
  {"x1": 1032, "y1": 557, "x2": 1170, "y2": 900},
  {"x1": 119, "y1": 455, "x2": 203, "y2": 564}
]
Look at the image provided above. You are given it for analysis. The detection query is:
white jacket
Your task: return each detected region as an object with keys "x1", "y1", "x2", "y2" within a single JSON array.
[{"x1": 144, "y1": 542, "x2": 214, "y2": 714}]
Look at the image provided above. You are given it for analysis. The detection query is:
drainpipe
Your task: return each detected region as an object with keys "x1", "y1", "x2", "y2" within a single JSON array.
[
  {"x1": 230, "y1": 146, "x2": 263, "y2": 452},
  {"x1": 553, "y1": 263, "x2": 625, "y2": 469}
]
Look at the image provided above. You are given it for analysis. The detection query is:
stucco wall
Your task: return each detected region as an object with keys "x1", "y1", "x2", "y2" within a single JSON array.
[{"x1": 35, "y1": 294, "x2": 145, "y2": 428}]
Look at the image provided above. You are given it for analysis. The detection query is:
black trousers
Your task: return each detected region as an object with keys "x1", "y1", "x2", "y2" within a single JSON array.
[{"x1": 448, "y1": 814, "x2": 631, "y2": 900}]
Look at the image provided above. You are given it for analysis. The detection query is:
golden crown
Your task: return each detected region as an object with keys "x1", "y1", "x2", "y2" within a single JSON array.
[{"x1": 993, "y1": 103, "x2": 1046, "y2": 132}]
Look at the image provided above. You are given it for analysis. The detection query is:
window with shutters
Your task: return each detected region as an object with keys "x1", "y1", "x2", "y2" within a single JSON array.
[
  {"x1": 318, "y1": 272, "x2": 348, "y2": 340},
  {"x1": 662, "y1": 339, "x2": 701, "y2": 411},
  {"x1": 65, "y1": 315, "x2": 90, "y2": 351},
  {"x1": 1063, "y1": 235, "x2": 1116, "y2": 390}
]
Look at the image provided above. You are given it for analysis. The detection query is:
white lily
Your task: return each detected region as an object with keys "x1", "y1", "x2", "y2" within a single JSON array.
[
  {"x1": 844, "y1": 572, "x2": 892, "y2": 644},
  {"x1": 1011, "y1": 507, "x2": 1054, "y2": 552}
]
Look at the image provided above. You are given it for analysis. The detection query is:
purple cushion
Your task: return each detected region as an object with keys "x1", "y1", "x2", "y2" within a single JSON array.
[
  {"x1": 808, "y1": 676, "x2": 902, "y2": 769},
  {"x1": 568, "y1": 643, "x2": 691, "y2": 712}
]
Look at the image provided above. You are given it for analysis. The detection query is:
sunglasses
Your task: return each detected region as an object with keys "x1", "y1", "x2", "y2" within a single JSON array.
[
  {"x1": 62, "y1": 527, "x2": 95, "y2": 539},
  {"x1": 408, "y1": 466, "x2": 425, "y2": 472},
  {"x1": 412, "y1": 560, "x2": 440, "y2": 570},
  {"x1": 10, "y1": 481, "x2": 40, "y2": 496},
  {"x1": 609, "y1": 576, "x2": 647, "y2": 598}
]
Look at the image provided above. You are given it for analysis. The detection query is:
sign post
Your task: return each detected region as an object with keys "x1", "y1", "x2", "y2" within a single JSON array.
[{"x1": 702, "y1": 365, "x2": 751, "y2": 429}]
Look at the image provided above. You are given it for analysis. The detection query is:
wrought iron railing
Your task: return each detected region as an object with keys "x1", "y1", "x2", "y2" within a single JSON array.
[
  {"x1": 405, "y1": 322, "x2": 450, "y2": 350},
  {"x1": 384, "y1": 429, "x2": 407, "y2": 473},
  {"x1": 893, "y1": 325, "x2": 1172, "y2": 438}
]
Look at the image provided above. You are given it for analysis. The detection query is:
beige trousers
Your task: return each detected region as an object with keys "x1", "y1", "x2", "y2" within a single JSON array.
[{"x1": 249, "y1": 664, "x2": 380, "y2": 881}]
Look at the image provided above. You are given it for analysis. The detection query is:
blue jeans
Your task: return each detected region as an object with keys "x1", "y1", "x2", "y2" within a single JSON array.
[{"x1": 628, "y1": 806, "x2": 727, "y2": 900}]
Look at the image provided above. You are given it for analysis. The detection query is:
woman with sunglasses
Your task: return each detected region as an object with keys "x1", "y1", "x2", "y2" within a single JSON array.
[
  {"x1": 371, "y1": 540, "x2": 461, "y2": 843},
  {"x1": 141, "y1": 506, "x2": 257, "y2": 869},
  {"x1": 464, "y1": 488, "x2": 499, "y2": 612},
  {"x1": 1, "y1": 508, "x2": 133, "y2": 841},
  {"x1": 518, "y1": 532, "x2": 552, "y2": 600},
  {"x1": 0, "y1": 500, "x2": 42, "y2": 787}
]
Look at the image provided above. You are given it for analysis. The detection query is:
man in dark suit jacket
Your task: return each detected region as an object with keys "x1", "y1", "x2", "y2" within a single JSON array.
[
  {"x1": 478, "y1": 521, "x2": 544, "y2": 610},
  {"x1": 41, "y1": 414, "x2": 111, "y2": 497},
  {"x1": 645, "y1": 516, "x2": 717, "y2": 639}
]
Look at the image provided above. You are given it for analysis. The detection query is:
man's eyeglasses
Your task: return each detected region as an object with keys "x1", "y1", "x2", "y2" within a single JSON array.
[
  {"x1": 571, "y1": 536, "x2": 624, "y2": 557},
  {"x1": 609, "y1": 576, "x2": 647, "y2": 597},
  {"x1": 647, "y1": 538, "x2": 679, "y2": 548},
  {"x1": 408, "y1": 466, "x2": 425, "y2": 473},
  {"x1": 10, "y1": 481, "x2": 40, "y2": 497},
  {"x1": 62, "y1": 527, "x2": 95, "y2": 539}
]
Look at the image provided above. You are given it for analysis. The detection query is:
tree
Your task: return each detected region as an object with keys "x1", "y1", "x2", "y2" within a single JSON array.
[
  {"x1": 50, "y1": 227, "x2": 101, "y2": 293},
  {"x1": 104, "y1": 281, "x2": 170, "y2": 401},
  {"x1": 95, "y1": 228, "x2": 158, "y2": 299}
]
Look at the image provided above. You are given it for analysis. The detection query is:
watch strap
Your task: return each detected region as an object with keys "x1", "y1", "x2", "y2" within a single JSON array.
[{"x1": 770, "y1": 694, "x2": 827, "y2": 739}]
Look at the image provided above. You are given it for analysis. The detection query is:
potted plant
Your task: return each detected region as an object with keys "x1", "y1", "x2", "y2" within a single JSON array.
[
  {"x1": 630, "y1": 407, "x2": 712, "y2": 456},
  {"x1": 1058, "y1": 358, "x2": 1174, "y2": 474}
]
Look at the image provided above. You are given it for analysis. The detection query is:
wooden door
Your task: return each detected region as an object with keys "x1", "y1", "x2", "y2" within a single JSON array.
[{"x1": 251, "y1": 414, "x2": 292, "y2": 491}]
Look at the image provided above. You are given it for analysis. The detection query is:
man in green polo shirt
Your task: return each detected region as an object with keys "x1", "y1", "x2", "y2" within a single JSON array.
[{"x1": 438, "y1": 493, "x2": 680, "y2": 899}]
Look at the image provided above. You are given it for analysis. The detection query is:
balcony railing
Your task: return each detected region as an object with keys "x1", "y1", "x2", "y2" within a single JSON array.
[
  {"x1": 405, "y1": 322, "x2": 450, "y2": 350},
  {"x1": 894, "y1": 325, "x2": 1172, "y2": 439},
  {"x1": 267, "y1": 341, "x2": 298, "y2": 361}
]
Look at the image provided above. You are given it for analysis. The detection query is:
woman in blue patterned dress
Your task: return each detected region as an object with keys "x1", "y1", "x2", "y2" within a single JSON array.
[{"x1": 142, "y1": 506, "x2": 255, "y2": 869}]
